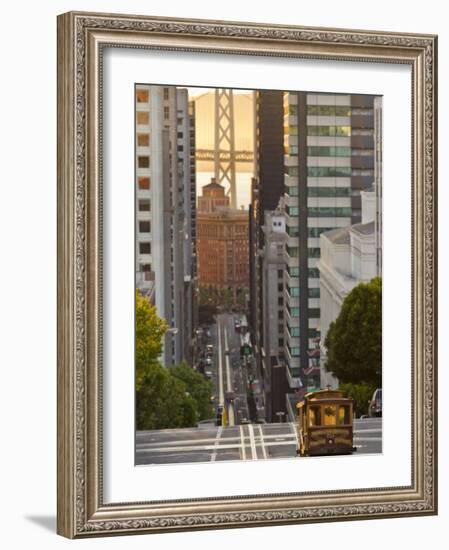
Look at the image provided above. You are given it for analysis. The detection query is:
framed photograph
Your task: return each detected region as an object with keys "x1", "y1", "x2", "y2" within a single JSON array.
[{"x1": 57, "y1": 11, "x2": 437, "y2": 538}]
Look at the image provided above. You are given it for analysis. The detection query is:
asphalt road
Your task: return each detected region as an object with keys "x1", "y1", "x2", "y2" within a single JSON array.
[
  {"x1": 136, "y1": 312, "x2": 382, "y2": 466},
  {"x1": 136, "y1": 418, "x2": 382, "y2": 465},
  {"x1": 208, "y1": 313, "x2": 251, "y2": 426}
]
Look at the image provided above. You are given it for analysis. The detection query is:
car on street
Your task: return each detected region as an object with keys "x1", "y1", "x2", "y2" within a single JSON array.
[
  {"x1": 206, "y1": 357, "x2": 212, "y2": 366},
  {"x1": 368, "y1": 388, "x2": 382, "y2": 417},
  {"x1": 225, "y1": 349, "x2": 230, "y2": 356}
]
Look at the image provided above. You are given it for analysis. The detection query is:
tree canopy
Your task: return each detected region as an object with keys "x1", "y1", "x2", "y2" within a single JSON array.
[
  {"x1": 324, "y1": 277, "x2": 382, "y2": 387},
  {"x1": 170, "y1": 362, "x2": 214, "y2": 421},
  {"x1": 135, "y1": 290, "x2": 213, "y2": 431},
  {"x1": 135, "y1": 290, "x2": 169, "y2": 392},
  {"x1": 136, "y1": 363, "x2": 198, "y2": 430}
]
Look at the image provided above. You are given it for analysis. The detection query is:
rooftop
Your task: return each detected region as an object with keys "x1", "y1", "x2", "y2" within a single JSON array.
[
  {"x1": 351, "y1": 220, "x2": 375, "y2": 236},
  {"x1": 321, "y1": 227, "x2": 351, "y2": 245}
]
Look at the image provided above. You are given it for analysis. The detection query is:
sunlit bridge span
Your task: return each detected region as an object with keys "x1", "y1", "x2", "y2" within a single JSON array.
[{"x1": 195, "y1": 149, "x2": 254, "y2": 162}]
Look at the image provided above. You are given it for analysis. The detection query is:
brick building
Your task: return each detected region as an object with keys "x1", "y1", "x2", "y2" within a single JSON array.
[{"x1": 197, "y1": 180, "x2": 249, "y2": 303}]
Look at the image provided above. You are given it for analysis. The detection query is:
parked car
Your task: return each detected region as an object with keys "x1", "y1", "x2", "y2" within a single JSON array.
[{"x1": 368, "y1": 388, "x2": 382, "y2": 417}]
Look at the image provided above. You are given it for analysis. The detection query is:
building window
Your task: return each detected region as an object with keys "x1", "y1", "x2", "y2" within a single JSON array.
[
  {"x1": 288, "y1": 345, "x2": 300, "y2": 357},
  {"x1": 137, "y1": 133, "x2": 150, "y2": 147},
  {"x1": 307, "y1": 126, "x2": 351, "y2": 137},
  {"x1": 138, "y1": 199, "x2": 150, "y2": 211},
  {"x1": 286, "y1": 206, "x2": 299, "y2": 217},
  {"x1": 287, "y1": 286, "x2": 300, "y2": 297},
  {"x1": 307, "y1": 105, "x2": 351, "y2": 116},
  {"x1": 288, "y1": 266, "x2": 300, "y2": 277},
  {"x1": 308, "y1": 227, "x2": 333, "y2": 238},
  {"x1": 138, "y1": 156, "x2": 150, "y2": 168},
  {"x1": 139, "y1": 242, "x2": 151, "y2": 254},
  {"x1": 307, "y1": 166, "x2": 352, "y2": 177},
  {"x1": 308, "y1": 187, "x2": 350, "y2": 197},
  {"x1": 163, "y1": 87, "x2": 169, "y2": 100},
  {"x1": 278, "y1": 338, "x2": 284, "y2": 347},
  {"x1": 308, "y1": 248, "x2": 320, "y2": 258},
  {"x1": 141, "y1": 263, "x2": 152, "y2": 272},
  {"x1": 278, "y1": 297, "x2": 284, "y2": 306},
  {"x1": 136, "y1": 89, "x2": 149, "y2": 103},
  {"x1": 277, "y1": 270, "x2": 283, "y2": 278},
  {"x1": 136, "y1": 111, "x2": 149, "y2": 125},
  {"x1": 287, "y1": 306, "x2": 300, "y2": 317},
  {"x1": 307, "y1": 146, "x2": 351, "y2": 157},
  {"x1": 288, "y1": 324, "x2": 300, "y2": 337},
  {"x1": 139, "y1": 221, "x2": 151, "y2": 233},
  {"x1": 308, "y1": 207, "x2": 352, "y2": 217},
  {"x1": 286, "y1": 225, "x2": 299, "y2": 237},
  {"x1": 177, "y1": 145, "x2": 184, "y2": 152},
  {"x1": 308, "y1": 268, "x2": 320, "y2": 278},
  {"x1": 138, "y1": 177, "x2": 150, "y2": 190},
  {"x1": 308, "y1": 288, "x2": 320, "y2": 298},
  {"x1": 164, "y1": 106, "x2": 169, "y2": 119},
  {"x1": 285, "y1": 166, "x2": 298, "y2": 177},
  {"x1": 286, "y1": 246, "x2": 299, "y2": 257}
]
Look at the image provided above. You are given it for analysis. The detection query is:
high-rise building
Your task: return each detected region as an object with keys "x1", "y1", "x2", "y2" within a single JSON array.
[
  {"x1": 188, "y1": 98, "x2": 199, "y2": 362},
  {"x1": 259, "y1": 206, "x2": 290, "y2": 421},
  {"x1": 282, "y1": 92, "x2": 379, "y2": 390},
  {"x1": 197, "y1": 180, "x2": 249, "y2": 302},
  {"x1": 249, "y1": 91, "x2": 285, "y2": 389},
  {"x1": 176, "y1": 88, "x2": 197, "y2": 365},
  {"x1": 135, "y1": 85, "x2": 194, "y2": 366}
]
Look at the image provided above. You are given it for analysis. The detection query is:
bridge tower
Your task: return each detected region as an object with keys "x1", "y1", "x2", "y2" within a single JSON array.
[{"x1": 214, "y1": 89, "x2": 237, "y2": 209}]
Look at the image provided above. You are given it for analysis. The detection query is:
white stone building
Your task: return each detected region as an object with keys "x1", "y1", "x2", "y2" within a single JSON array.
[{"x1": 318, "y1": 189, "x2": 381, "y2": 388}]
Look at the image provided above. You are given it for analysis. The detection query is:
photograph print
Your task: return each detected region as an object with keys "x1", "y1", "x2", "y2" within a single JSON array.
[{"x1": 135, "y1": 85, "x2": 382, "y2": 465}]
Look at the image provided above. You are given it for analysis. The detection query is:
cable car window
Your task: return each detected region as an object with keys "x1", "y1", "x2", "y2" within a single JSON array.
[
  {"x1": 338, "y1": 405, "x2": 351, "y2": 425},
  {"x1": 308, "y1": 406, "x2": 321, "y2": 427},
  {"x1": 323, "y1": 405, "x2": 337, "y2": 426}
]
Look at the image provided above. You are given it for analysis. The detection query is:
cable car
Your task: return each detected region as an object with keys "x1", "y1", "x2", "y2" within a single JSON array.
[{"x1": 296, "y1": 388, "x2": 356, "y2": 457}]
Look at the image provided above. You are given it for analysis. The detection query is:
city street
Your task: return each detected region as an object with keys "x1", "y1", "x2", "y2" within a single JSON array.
[
  {"x1": 136, "y1": 311, "x2": 383, "y2": 465},
  {"x1": 136, "y1": 418, "x2": 382, "y2": 465},
  {"x1": 208, "y1": 313, "x2": 252, "y2": 426}
]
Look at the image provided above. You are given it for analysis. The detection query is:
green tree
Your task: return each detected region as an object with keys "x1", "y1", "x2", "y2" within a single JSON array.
[
  {"x1": 135, "y1": 290, "x2": 199, "y2": 430},
  {"x1": 339, "y1": 382, "x2": 377, "y2": 417},
  {"x1": 135, "y1": 290, "x2": 169, "y2": 391},
  {"x1": 171, "y1": 362, "x2": 214, "y2": 420},
  {"x1": 136, "y1": 363, "x2": 198, "y2": 430},
  {"x1": 325, "y1": 277, "x2": 382, "y2": 387}
]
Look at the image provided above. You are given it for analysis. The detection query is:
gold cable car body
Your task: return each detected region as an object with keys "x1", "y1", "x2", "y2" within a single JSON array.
[{"x1": 296, "y1": 389, "x2": 356, "y2": 457}]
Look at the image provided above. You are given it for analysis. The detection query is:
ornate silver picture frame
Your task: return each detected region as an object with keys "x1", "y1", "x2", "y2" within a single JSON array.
[{"x1": 57, "y1": 11, "x2": 437, "y2": 538}]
